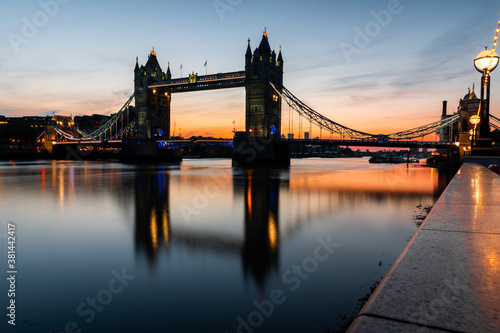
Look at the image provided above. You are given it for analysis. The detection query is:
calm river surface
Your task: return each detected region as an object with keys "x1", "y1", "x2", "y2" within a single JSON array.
[{"x1": 0, "y1": 158, "x2": 451, "y2": 332}]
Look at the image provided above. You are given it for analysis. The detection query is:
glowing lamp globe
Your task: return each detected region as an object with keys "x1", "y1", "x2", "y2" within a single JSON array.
[
  {"x1": 469, "y1": 115, "x2": 481, "y2": 125},
  {"x1": 474, "y1": 49, "x2": 499, "y2": 73}
]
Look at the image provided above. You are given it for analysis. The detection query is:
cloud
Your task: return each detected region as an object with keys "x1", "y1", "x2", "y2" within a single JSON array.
[{"x1": 112, "y1": 90, "x2": 130, "y2": 98}]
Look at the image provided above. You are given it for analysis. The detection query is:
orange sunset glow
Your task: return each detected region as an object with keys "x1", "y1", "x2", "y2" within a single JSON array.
[{"x1": 1, "y1": 2, "x2": 499, "y2": 140}]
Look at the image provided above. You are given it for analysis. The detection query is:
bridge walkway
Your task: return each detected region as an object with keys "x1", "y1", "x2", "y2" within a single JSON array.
[{"x1": 347, "y1": 162, "x2": 500, "y2": 332}]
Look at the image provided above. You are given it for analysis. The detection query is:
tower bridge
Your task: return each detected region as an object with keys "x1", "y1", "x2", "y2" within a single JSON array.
[
  {"x1": 49, "y1": 29, "x2": 499, "y2": 163},
  {"x1": 133, "y1": 29, "x2": 283, "y2": 142}
]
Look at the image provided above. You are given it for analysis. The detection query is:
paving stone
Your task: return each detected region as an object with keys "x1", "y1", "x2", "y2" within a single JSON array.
[
  {"x1": 423, "y1": 203, "x2": 500, "y2": 234},
  {"x1": 348, "y1": 163, "x2": 500, "y2": 333},
  {"x1": 347, "y1": 315, "x2": 452, "y2": 333}
]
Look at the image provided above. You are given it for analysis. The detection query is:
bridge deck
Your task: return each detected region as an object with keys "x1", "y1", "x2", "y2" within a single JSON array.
[
  {"x1": 280, "y1": 139, "x2": 455, "y2": 149},
  {"x1": 347, "y1": 162, "x2": 500, "y2": 332},
  {"x1": 53, "y1": 138, "x2": 455, "y2": 150},
  {"x1": 150, "y1": 71, "x2": 246, "y2": 93}
]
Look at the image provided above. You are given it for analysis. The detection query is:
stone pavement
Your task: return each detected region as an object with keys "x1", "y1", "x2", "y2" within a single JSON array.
[{"x1": 347, "y1": 163, "x2": 500, "y2": 332}]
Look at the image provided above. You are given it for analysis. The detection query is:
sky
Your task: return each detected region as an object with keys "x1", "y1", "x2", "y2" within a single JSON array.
[{"x1": 0, "y1": 0, "x2": 499, "y2": 138}]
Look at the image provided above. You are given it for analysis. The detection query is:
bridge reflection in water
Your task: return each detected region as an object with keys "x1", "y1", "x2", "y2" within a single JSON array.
[
  {"x1": 131, "y1": 160, "x2": 452, "y2": 294},
  {"x1": 239, "y1": 169, "x2": 282, "y2": 290},
  {"x1": 134, "y1": 169, "x2": 171, "y2": 268},
  {"x1": 133, "y1": 165, "x2": 285, "y2": 291},
  {"x1": 0, "y1": 159, "x2": 455, "y2": 332}
]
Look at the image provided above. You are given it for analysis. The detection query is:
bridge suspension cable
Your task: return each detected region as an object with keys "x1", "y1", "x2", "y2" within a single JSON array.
[
  {"x1": 109, "y1": 121, "x2": 136, "y2": 141},
  {"x1": 491, "y1": 114, "x2": 500, "y2": 130},
  {"x1": 54, "y1": 94, "x2": 134, "y2": 142},
  {"x1": 387, "y1": 114, "x2": 460, "y2": 140},
  {"x1": 270, "y1": 82, "x2": 374, "y2": 140},
  {"x1": 270, "y1": 82, "x2": 460, "y2": 141}
]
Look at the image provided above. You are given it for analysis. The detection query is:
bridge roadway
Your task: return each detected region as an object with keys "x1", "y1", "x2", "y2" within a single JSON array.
[
  {"x1": 54, "y1": 138, "x2": 456, "y2": 150},
  {"x1": 159, "y1": 138, "x2": 457, "y2": 150},
  {"x1": 347, "y1": 162, "x2": 500, "y2": 332},
  {"x1": 279, "y1": 138, "x2": 456, "y2": 149},
  {"x1": 159, "y1": 138, "x2": 456, "y2": 150}
]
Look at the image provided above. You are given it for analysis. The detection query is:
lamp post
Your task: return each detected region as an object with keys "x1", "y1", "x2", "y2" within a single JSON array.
[
  {"x1": 469, "y1": 114, "x2": 480, "y2": 148},
  {"x1": 473, "y1": 49, "x2": 499, "y2": 146}
]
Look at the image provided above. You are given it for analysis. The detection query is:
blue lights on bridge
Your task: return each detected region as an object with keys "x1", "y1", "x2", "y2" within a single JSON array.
[{"x1": 158, "y1": 142, "x2": 180, "y2": 149}]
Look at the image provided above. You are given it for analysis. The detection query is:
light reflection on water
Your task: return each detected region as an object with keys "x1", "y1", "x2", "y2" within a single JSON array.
[{"x1": 0, "y1": 158, "x2": 450, "y2": 332}]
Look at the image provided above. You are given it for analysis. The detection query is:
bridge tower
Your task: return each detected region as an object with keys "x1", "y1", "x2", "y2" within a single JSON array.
[
  {"x1": 245, "y1": 29, "x2": 284, "y2": 139},
  {"x1": 134, "y1": 49, "x2": 172, "y2": 139}
]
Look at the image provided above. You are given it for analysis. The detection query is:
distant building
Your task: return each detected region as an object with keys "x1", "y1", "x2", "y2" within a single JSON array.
[
  {"x1": 0, "y1": 115, "x2": 53, "y2": 128},
  {"x1": 440, "y1": 101, "x2": 452, "y2": 143},
  {"x1": 440, "y1": 85, "x2": 482, "y2": 157},
  {"x1": 0, "y1": 115, "x2": 54, "y2": 136},
  {"x1": 74, "y1": 114, "x2": 111, "y2": 134},
  {"x1": 440, "y1": 86, "x2": 481, "y2": 142},
  {"x1": 457, "y1": 85, "x2": 480, "y2": 137},
  {"x1": 52, "y1": 115, "x2": 74, "y2": 128},
  {"x1": 0, "y1": 115, "x2": 56, "y2": 149},
  {"x1": 455, "y1": 86, "x2": 481, "y2": 156}
]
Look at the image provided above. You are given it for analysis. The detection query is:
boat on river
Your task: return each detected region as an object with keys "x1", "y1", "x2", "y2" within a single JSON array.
[{"x1": 369, "y1": 155, "x2": 420, "y2": 164}]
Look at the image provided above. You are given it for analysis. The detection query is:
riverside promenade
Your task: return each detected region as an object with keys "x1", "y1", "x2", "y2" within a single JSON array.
[{"x1": 348, "y1": 163, "x2": 500, "y2": 332}]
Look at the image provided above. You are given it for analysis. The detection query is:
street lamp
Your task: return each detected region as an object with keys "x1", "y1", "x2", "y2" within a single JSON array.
[
  {"x1": 474, "y1": 49, "x2": 499, "y2": 73},
  {"x1": 473, "y1": 49, "x2": 499, "y2": 149},
  {"x1": 469, "y1": 115, "x2": 480, "y2": 147},
  {"x1": 469, "y1": 115, "x2": 481, "y2": 125}
]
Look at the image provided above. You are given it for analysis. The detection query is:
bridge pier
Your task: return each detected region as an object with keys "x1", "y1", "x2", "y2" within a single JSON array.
[
  {"x1": 232, "y1": 132, "x2": 290, "y2": 167},
  {"x1": 120, "y1": 138, "x2": 182, "y2": 163}
]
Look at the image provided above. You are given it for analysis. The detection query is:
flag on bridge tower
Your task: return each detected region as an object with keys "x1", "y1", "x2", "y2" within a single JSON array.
[{"x1": 204, "y1": 61, "x2": 207, "y2": 75}]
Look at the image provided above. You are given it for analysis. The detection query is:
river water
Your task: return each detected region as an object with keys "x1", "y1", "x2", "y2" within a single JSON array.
[{"x1": 0, "y1": 158, "x2": 451, "y2": 332}]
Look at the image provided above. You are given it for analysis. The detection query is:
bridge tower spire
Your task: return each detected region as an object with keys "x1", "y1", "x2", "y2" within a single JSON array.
[
  {"x1": 134, "y1": 49, "x2": 171, "y2": 139},
  {"x1": 245, "y1": 29, "x2": 283, "y2": 139}
]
